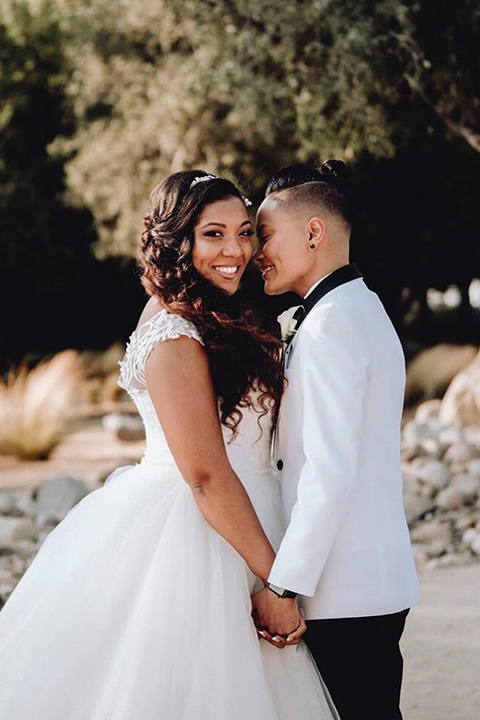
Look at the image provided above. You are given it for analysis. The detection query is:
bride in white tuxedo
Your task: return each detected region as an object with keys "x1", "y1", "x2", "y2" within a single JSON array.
[{"x1": 0, "y1": 171, "x2": 338, "y2": 720}]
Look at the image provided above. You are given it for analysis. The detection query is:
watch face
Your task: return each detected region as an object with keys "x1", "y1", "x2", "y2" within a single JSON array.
[{"x1": 268, "y1": 584, "x2": 286, "y2": 597}]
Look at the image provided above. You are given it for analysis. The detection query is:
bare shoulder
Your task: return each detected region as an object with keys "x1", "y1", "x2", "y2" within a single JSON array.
[
  {"x1": 145, "y1": 330, "x2": 209, "y2": 382},
  {"x1": 136, "y1": 297, "x2": 166, "y2": 329}
]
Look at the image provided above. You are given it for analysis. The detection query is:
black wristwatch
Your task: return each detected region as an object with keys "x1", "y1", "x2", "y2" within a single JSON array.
[{"x1": 267, "y1": 583, "x2": 297, "y2": 599}]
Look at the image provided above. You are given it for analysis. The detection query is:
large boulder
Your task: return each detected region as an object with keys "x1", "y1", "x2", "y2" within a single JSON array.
[
  {"x1": 406, "y1": 344, "x2": 477, "y2": 404},
  {"x1": 34, "y1": 475, "x2": 89, "y2": 523},
  {"x1": 439, "y1": 349, "x2": 480, "y2": 427}
]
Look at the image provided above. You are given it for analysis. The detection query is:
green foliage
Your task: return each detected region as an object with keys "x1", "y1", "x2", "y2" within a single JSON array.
[
  {"x1": 56, "y1": 0, "x2": 480, "y2": 259},
  {"x1": 1, "y1": 0, "x2": 479, "y2": 358}
]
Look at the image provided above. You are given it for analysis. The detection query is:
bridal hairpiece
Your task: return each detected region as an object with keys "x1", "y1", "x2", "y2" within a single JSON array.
[
  {"x1": 190, "y1": 175, "x2": 218, "y2": 188},
  {"x1": 190, "y1": 174, "x2": 253, "y2": 207}
]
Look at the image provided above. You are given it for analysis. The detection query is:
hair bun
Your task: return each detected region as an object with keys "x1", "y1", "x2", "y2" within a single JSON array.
[
  {"x1": 319, "y1": 159, "x2": 350, "y2": 195},
  {"x1": 266, "y1": 160, "x2": 352, "y2": 197}
]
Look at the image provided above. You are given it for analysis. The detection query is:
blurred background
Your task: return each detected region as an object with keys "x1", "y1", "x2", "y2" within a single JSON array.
[{"x1": 0, "y1": 1, "x2": 479, "y2": 718}]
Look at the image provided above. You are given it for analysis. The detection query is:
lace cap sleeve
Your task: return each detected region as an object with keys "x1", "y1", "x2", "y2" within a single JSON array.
[{"x1": 118, "y1": 310, "x2": 204, "y2": 393}]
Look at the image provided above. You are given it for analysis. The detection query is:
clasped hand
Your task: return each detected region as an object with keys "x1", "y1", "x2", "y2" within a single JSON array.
[{"x1": 251, "y1": 587, "x2": 307, "y2": 649}]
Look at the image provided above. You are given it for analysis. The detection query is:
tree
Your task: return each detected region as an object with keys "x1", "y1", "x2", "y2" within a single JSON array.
[
  {"x1": 3, "y1": 0, "x2": 478, "y2": 359},
  {"x1": 0, "y1": 1, "x2": 96, "y2": 366}
]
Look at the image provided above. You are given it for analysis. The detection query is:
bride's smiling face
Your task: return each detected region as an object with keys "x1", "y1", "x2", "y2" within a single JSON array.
[{"x1": 192, "y1": 197, "x2": 254, "y2": 294}]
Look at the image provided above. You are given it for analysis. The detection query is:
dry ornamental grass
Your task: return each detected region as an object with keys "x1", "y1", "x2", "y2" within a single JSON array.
[{"x1": 0, "y1": 351, "x2": 83, "y2": 461}]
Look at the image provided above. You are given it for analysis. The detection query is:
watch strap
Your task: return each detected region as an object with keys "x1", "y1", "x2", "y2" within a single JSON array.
[{"x1": 267, "y1": 583, "x2": 297, "y2": 599}]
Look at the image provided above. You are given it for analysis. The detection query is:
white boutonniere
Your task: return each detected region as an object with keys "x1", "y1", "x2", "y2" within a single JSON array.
[{"x1": 277, "y1": 305, "x2": 304, "y2": 347}]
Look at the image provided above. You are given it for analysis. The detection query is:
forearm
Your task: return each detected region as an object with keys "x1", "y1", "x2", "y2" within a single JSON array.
[{"x1": 191, "y1": 472, "x2": 275, "y2": 583}]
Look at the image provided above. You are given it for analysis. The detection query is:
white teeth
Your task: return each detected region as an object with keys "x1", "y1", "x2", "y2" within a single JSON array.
[{"x1": 213, "y1": 266, "x2": 239, "y2": 275}]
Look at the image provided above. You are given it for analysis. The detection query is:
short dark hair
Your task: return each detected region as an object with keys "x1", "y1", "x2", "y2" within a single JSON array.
[{"x1": 266, "y1": 160, "x2": 353, "y2": 232}]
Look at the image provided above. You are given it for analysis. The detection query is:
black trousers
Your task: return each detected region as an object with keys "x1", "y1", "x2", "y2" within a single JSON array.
[{"x1": 304, "y1": 609, "x2": 409, "y2": 720}]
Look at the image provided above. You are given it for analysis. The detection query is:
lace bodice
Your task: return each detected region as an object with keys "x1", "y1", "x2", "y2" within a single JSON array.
[
  {"x1": 118, "y1": 310, "x2": 274, "y2": 474},
  {"x1": 118, "y1": 310, "x2": 204, "y2": 393}
]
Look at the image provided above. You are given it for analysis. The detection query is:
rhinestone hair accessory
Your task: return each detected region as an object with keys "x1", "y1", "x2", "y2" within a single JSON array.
[
  {"x1": 190, "y1": 174, "x2": 218, "y2": 188},
  {"x1": 189, "y1": 174, "x2": 252, "y2": 207}
]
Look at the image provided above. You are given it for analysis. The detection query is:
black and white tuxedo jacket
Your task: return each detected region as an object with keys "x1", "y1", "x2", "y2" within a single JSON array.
[{"x1": 268, "y1": 277, "x2": 420, "y2": 620}]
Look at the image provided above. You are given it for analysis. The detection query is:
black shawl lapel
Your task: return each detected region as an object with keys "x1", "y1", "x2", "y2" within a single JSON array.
[{"x1": 296, "y1": 263, "x2": 363, "y2": 332}]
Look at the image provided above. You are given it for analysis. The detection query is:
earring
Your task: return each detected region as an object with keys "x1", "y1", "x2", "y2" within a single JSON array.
[{"x1": 309, "y1": 243, "x2": 315, "y2": 249}]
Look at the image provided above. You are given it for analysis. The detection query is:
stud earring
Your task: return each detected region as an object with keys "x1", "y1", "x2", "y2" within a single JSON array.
[{"x1": 309, "y1": 243, "x2": 315, "y2": 249}]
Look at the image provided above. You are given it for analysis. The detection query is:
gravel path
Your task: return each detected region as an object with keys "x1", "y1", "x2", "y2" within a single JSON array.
[{"x1": 401, "y1": 563, "x2": 480, "y2": 720}]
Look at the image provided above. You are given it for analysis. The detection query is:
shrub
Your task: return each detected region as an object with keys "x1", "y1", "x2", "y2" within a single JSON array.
[{"x1": 0, "y1": 351, "x2": 83, "y2": 460}]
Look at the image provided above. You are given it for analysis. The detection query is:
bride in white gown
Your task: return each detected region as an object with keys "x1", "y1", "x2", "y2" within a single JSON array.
[{"x1": 0, "y1": 171, "x2": 338, "y2": 720}]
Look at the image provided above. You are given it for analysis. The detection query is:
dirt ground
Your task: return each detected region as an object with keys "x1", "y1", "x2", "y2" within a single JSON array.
[
  {"x1": 1, "y1": 418, "x2": 479, "y2": 718},
  {"x1": 0, "y1": 413, "x2": 145, "y2": 490},
  {"x1": 402, "y1": 563, "x2": 480, "y2": 720}
]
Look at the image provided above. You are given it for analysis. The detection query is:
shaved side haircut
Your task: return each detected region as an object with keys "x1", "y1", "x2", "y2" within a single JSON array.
[{"x1": 266, "y1": 161, "x2": 353, "y2": 236}]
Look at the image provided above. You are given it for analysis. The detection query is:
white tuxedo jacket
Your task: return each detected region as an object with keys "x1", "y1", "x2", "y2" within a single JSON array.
[{"x1": 268, "y1": 278, "x2": 420, "y2": 620}]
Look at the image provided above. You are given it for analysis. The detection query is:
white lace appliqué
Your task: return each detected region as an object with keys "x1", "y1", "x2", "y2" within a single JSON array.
[{"x1": 118, "y1": 310, "x2": 204, "y2": 395}]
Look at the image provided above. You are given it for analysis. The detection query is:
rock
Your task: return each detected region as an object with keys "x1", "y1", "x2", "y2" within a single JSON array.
[
  {"x1": 436, "y1": 487, "x2": 465, "y2": 511},
  {"x1": 12, "y1": 493, "x2": 36, "y2": 517},
  {"x1": 420, "y1": 484, "x2": 437, "y2": 499},
  {"x1": 429, "y1": 552, "x2": 473, "y2": 569},
  {"x1": 449, "y1": 474, "x2": 480, "y2": 503},
  {"x1": 463, "y1": 425, "x2": 480, "y2": 450},
  {"x1": 466, "y1": 458, "x2": 480, "y2": 477},
  {"x1": 437, "y1": 426, "x2": 464, "y2": 450},
  {"x1": 471, "y1": 535, "x2": 480, "y2": 555},
  {"x1": 0, "y1": 494, "x2": 20, "y2": 516},
  {"x1": 418, "y1": 438, "x2": 442, "y2": 459},
  {"x1": 0, "y1": 582, "x2": 15, "y2": 603},
  {"x1": 439, "y1": 349, "x2": 480, "y2": 427},
  {"x1": 455, "y1": 514, "x2": 478, "y2": 532},
  {"x1": 415, "y1": 460, "x2": 451, "y2": 490},
  {"x1": 443, "y1": 442, "x2": 478, "y2": 468},
  {"x1": 0, "y1": 517, "x2": 37, "y2": 546},
  {"x1": 415, "y1": 399, "x2": 442, "y2": 424},
  {"x1": 34, "y1": 475, "x2": 89, "y2": 522},
  {"x1": 462, "y1": 528, "x2": 479, "y2": 548},
  {"x1": 402, "y1": 470, "x2": 422, "y2": 495},
  {"x1": 411, "y1": 543, "x2": 429, "y2": 565},
  {"x1": 402, "y1": 422, "x2": 430, "y2": 451},
  {"x1": 403, "y1": 494, "x2": 436, "y2": 525},
  {"x1": 427, "y1": 539, "x2": 449, "y2": 558},
  {"x1": 103, "y1": 413, "x2": 145, "y2": 442},
  {"x1": 403, "y1": 419, "x2": 447, "y2": 448},
  {"x1": 406, "y1": 344, "x2": 477, "y2": 405},
  {"x1": 410, "y1": 519, "x2": 452, "y2": 545},
  {"x1": 408, "y1": 456, "x2": 431, "y2": 471}
]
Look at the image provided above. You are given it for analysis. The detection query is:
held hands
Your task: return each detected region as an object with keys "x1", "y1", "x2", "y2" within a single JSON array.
[{"x1": 251, "y1": 587, "x2": 307, "y2": 649}]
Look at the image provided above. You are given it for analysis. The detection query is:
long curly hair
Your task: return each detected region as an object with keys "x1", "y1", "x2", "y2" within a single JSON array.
[{"x1": 138, "y1": 170, "x2": 284, "y2": 436}]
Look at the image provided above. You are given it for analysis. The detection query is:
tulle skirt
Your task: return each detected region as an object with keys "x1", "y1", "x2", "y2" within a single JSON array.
[{"x1": 0, "y1": 463, "x2": 336, "y2": 719}]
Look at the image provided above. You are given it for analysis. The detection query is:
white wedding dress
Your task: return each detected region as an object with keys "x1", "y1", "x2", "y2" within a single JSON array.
[{"x1": 0, "y1": 310, "x2": 337, "y2": 720}]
